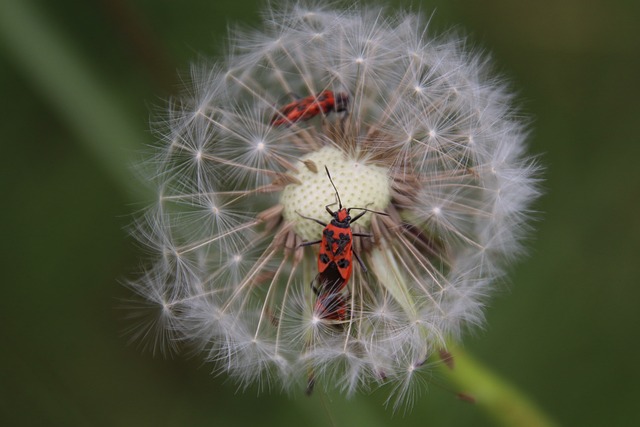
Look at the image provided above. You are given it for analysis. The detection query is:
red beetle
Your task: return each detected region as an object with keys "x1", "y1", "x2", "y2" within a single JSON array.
[
  {"x1": 301, "y1": 168, "x2": 387, "y2": 396},
  {"x1": 299, "y1": 167, "x2": 382, "y2": 284},
  {"x1": 299, "y1": 167, "x2": 388, "y2": 318},
  {"x1": 270, "y1": 90, "x2": 349, "y2": 127}
]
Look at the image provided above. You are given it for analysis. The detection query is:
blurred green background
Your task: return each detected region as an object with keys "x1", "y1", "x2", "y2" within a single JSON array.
[{"x1": 1, "y1": 0, "x2": 639, "y2": 426}]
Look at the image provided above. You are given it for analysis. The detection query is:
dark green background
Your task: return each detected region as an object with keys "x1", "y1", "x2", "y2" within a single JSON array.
[{"x1": 1, "y1": 0, "x2": 638, "y2": 425}]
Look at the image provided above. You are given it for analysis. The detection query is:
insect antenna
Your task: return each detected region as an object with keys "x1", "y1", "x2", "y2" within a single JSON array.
[{"x1": 324, "y1": 166, "x2": 342, "y2": 209}]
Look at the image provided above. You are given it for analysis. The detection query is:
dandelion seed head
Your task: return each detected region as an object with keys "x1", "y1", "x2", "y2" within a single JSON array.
[{"x1": 126, "y1": 1, "x2": 541, "y2": 409}]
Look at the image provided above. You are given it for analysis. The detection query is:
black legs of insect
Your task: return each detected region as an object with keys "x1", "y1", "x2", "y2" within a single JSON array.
[{"x1": 351, "y1": 247, "x2": 367, "y2": 274}]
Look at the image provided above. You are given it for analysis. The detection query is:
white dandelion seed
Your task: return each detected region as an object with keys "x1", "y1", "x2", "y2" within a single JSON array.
[{"x1": 126, "y1": 2, "x2": 540, "y2": 409}]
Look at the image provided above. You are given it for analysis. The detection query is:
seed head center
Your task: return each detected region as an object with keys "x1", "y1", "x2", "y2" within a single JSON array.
[{"x1": 280, "y1": 147, "x2": 391, "y2": 241}]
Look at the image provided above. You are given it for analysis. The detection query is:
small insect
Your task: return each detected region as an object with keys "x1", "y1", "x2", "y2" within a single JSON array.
[
  {"x1": 299, "y1": 166, "x2": 386, "y2": 287},
  {"x1": 301, "y1": 168, "x2": 387, "y2": 396},
  {"x1": 270, "y1": 90, "x2": 349, "y2": 127}
]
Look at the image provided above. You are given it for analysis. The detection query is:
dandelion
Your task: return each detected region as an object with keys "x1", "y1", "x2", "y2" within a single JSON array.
[{"x1": 127, "y1": 2, "x2": 540, "y2": 409}]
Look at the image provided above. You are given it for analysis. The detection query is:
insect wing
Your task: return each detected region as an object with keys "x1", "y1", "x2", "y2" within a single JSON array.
[
  {"x1": 270, "y1": 99, "x2": 299, "y2": 126},
  {"x1": 314, "y1": 291, "x2": 348, "y2": 321},
  {"x1": 331, "y1": 226, "x2": 354, "y2": 282},
  {"x1": 315, "y1": 262, "x2": 347, "y2": 295}
]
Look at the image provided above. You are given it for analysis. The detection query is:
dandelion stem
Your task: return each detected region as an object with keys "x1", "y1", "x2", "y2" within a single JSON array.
[
  {"x1": 439, "y1": 343, "x2": 558, "y2": 427},
  {"x1": 0, "y1": 0, "x2": 150, "y2": 201}
]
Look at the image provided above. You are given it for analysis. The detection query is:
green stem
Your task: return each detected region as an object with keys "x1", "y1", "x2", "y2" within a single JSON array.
[
  {"x1": 439, "y1": 343, "x2": 559, "y2": 427},
  {"x1": 0, "y1": 0, "x2": 150, "y2": 201}
]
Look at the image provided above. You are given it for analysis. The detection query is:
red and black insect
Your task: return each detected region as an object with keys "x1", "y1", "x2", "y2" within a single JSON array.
[
  {"x1": 299, "y1": 166, "x2": 388, "y2": 320},
  {"x1": 270, "y1": 90, "x2": 349, "y2": 127},
  {"x1": 301, "y1": 167, "x2": 387, "y2": 395}
]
